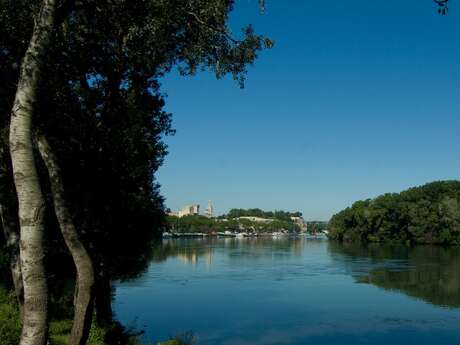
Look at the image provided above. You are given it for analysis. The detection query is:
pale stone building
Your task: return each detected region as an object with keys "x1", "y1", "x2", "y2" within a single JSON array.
[
  {"x1": 178, "y1": 204, "x2": 200, "y2": 217},
  {"x1": 205, "y1": 200, "x2": 214, "y2": 218},
  {"x1": 291, "y1": 216, "x2": 308, "y2": 231},
  {"x1": 237, "y1": 216, "x2": 274, "y2": 223}
]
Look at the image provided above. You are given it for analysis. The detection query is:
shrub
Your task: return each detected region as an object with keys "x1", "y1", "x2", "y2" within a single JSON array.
[{"x1": 0, "y1": 286, "x2": 21, "y2": 345}]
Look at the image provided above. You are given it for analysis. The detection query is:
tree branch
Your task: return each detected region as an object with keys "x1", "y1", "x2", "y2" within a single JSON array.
[
  {"x1": 434, "y1": 0, "x2": 449, "y2": 14},
  {"x1": 186, "y1": 11, "x2": 241, "y2": 44}
]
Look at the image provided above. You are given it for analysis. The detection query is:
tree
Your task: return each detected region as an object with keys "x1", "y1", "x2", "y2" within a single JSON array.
[
  {"x1": 37, "y1": 135, "x2": 95, "y2": 345},
  {"x1": 8, "y1": 0, "x2": 58, "y2": 344},
  {"x1": 329, "y1": 181, "x2": 460, "y2": 245},
  {"x1": 36, "y1": 0, "x2": 271, "y2": 326},
  {"x1": 2, "y1": 1, "x2": 271, "y2": 343}
]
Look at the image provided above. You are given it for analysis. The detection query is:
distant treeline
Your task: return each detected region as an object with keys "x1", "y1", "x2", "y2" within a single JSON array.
[
  {"x1": 307, "y1": 221, "x2": 328, "y2": 233},
  {"x1": 167, "y1": 215, "x2": 300, "y2": 234},
  {"x1": 328, "y1": 181, "x2": 460, "y2": 245},
  {"x1": 167, "y1": 208, "x2": 304, "y2": 234},
  {"x1": 224, "y1": 208, "x2": 302, "y2": 221}
]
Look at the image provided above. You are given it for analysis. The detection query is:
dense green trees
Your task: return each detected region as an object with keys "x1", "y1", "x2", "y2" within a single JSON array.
[
  {"x1": 1, "y1": 0, "x2": 447, "y2": 343},
  {"x1": 226, "y1": 208, "x2": 302, "y2": 221},
  {"x1": 167, "y1": 207, "x2": 302, "y2": 234},
  {"x1": 329, "y1": 181, "x2": 460, "y2": 245},
  {"x1": 1, "y1": 0, "x2": 271, "y2": 343}
]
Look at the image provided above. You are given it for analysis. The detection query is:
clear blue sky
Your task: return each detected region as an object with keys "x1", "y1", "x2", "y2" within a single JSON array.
[{"x1": 157, "y1": 0, "x2": 460, "y2": 221}]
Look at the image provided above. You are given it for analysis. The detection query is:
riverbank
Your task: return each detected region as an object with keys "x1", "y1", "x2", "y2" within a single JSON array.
[
  {"x1": 162, "y1": 231, "x2": 327, "y2": 239},
  {"x1": 166, "y1": 210, "x2": 308, "y2": 236},
  {"x1": 0, "y1": 285, "x2": 186, "y2": 345},
  {"x1": 0, "y1": 285, "x2": 134, "y2": 345}
]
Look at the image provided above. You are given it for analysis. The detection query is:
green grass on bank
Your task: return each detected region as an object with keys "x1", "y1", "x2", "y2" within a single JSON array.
[
  {"x1": 1, "y1": 285, "x2": 195, "y2": 345},
  {"x1": 49, "y1": 319, "x2": 108, "y2": 345},
  {"x1": 0, "y1": 287, "x2": 21, "y2": 345},
  {"x1": 0, "y1": 285, "x2": 134, "y2": 345}
]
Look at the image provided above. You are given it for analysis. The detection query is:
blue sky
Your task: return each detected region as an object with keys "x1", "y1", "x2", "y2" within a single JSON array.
[{"x1": 157, "y1": 0, "x2": 460, "y2": 221}]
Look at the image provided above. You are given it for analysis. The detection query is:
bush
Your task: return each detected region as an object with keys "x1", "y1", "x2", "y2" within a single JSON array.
[
  {"x1": 0, "y1": 286, "x2": 21, "y2": 345},
  {"x1": 49, "y1": 317, "x2": 141, "y2": 345}
]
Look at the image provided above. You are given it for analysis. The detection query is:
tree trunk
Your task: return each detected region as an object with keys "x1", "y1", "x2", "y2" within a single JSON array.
[
  {"x1": 95, "y1": 272, "x2": 113, "y2": 326},
  {"x1": 0, "y1": 203, "x2": 24, "y2": 317},
  {"x1": 37, "y1": 135, "x2": 95, "y2": 345},
  {"x1": 9, "y1": 1, "x2": 58, "y2": 344}
]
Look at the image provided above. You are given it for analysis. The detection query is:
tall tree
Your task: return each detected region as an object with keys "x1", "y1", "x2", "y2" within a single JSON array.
[
  {"x1": 35, "y1": 0, "x2": 272, "y2": 325},
  {"x1": 8, "y1": 0, "x2": 59, "y2": 344},
  {"x1": 2, "y1": 0, "x2": 271, "y2": 342},
  {"x1": 37, "y1": 135, "x2": 95, "y2": 345},
  {"x1": 0, "y1": 0, "x2": 37, "y2": 317}
]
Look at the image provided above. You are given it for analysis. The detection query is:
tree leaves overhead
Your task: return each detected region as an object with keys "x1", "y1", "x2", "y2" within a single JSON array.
[
  {"x1": 54, "y1": 0, "x2": 272, "y2": 89},
  {"x1": 434, "y1": 0, "x2": 449, "y2": 15},
  {"x1": 1, "y1": 0, "x2": 272, "y2": 283}
]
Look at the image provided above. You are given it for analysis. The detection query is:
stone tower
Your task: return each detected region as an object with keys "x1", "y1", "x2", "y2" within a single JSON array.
[{"x1": 205, "y1": 200, "x2": 213, "y2": 218}]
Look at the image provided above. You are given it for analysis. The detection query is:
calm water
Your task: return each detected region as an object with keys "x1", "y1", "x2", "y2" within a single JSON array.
[{"x1": 114, "y1": 237, "x2": 460, "y2": 345}]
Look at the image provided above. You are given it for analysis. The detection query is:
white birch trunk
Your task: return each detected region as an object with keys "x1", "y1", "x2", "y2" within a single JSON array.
[
  {"x1": 9, "y1": 1, "x2": 58, "y2": 344},
  {"x1": 37, "y1": 135, "x2": 95, "y2": 345}
]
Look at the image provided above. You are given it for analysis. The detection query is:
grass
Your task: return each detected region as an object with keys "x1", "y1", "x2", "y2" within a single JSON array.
[
  {"x1": 0, "y1": 286, "x2": 135, "y2": 345},
  {"x1": 0, "y1": 285, "x2": 195, "y2": 345},
  {"x1": 0, "y1": 286, "x2": 21, "y2": 345},
  {"x1": 48, "y1": 319, "x2": 113, "y2": 345}
]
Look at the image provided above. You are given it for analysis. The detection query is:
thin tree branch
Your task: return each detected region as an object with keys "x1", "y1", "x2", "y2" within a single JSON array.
[{"x1": 186, "y1": 11, "x2": 242, "y2": 44}]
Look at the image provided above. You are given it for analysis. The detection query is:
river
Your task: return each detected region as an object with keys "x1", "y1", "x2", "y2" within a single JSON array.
[{"x1": 114, "y1": 237, "x2": 460, "y2": 345}]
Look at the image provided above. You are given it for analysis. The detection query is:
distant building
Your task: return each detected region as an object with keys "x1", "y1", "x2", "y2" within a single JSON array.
[
  {"x1": 237, "y1": 216, "x2": 274, "y2": 223},
  {"x1": 205, "y1": 200, "x2": 214, "y2": 218},
  {"x1": 291, "y1": 216, "x2": 308, "y2": 231},
  {"x1": 178, "y1": 204, "x2": 200, "y2": 217}
]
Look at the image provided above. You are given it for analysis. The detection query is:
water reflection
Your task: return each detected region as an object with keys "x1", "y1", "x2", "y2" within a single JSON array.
[
  {"x1": 115, "y1": 238, "x2": 460, "y2": 345},
  {"x1": 328, "y1": 241, "x2": 460, "y2": 308},
  {"x1": 149, "y1": 236, "x2": 305, "y2": 266}
]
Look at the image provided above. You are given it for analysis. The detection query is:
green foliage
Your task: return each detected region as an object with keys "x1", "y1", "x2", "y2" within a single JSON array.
[
  {"x1": 226, "y1": 208, "x2": 302, "y2": 221},
  {"x1": 0, "y1": 279, "x2": 143, "y2": 345},
  {"x1": 168, "y1": 215, "x2": 232, "y2": 233},
  {"x1": 0, "y1": 0, "x2": 271, "y2": 282},
  {"x1": 0, "y1": 0, "x2": 271, "y2": 336},
  {"x1": 167, "y1": 212, "x2": 300, "y2": 234},
  {"x1": 49, "y1": 319, "x2": 73, "y2": 345},
  {"x1": 0, "y1": 286, "x2": 21, "y2": 345},
  {"x1": 329, "y1": 181, "x2": 460, "y2": 245},
  {"x1": 48, "y1": 317, "x2": 143, "y2": 345},
  {"x1": 307, "y1": 221, "x2": 328, "y2": 234}
]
